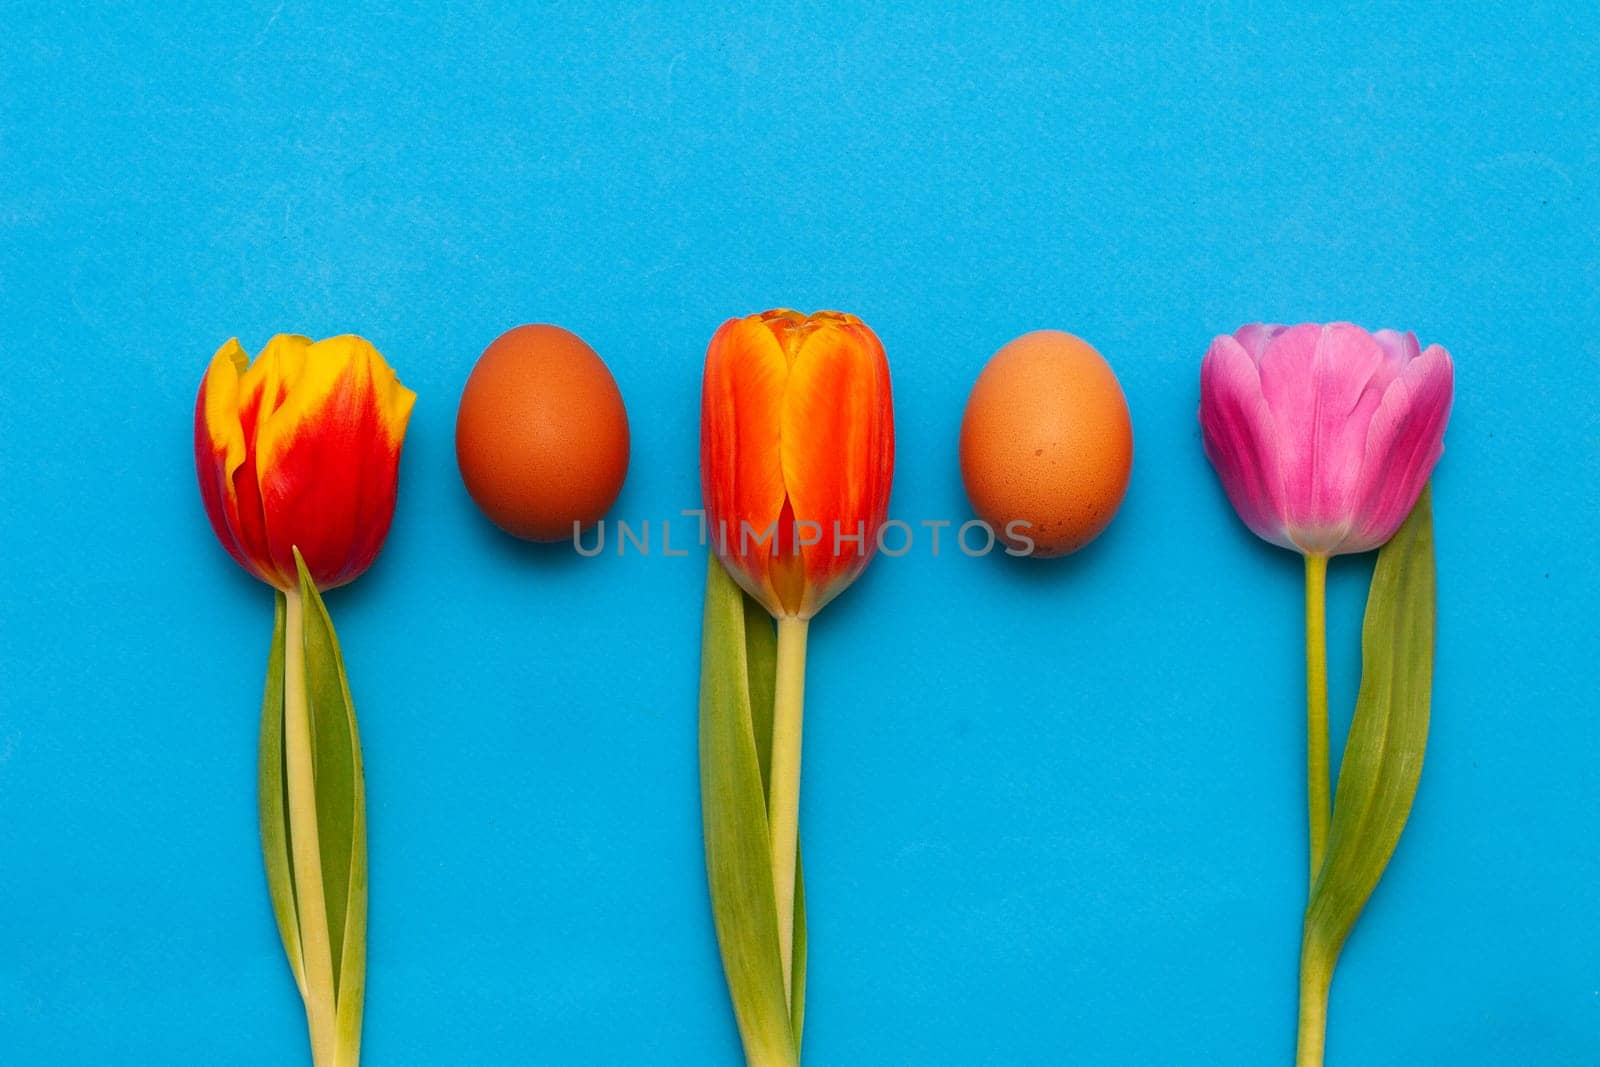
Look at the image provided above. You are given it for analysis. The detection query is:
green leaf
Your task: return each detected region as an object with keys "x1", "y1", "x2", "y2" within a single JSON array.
[
  {"x1": 258, "y1": 591, "x2": 304, "y2": 993},
  {"x1": 1304, "y1": 486, "x2": 1436, "y2": 968},
  {"x1": 740, "y1": 593, "x2": 808, "y2": 1045},
  {"x1": 745, "y1": 596, "x2": 779, "y2": 790},
  {"x1": 292, "y1": 556, "x2": 368, "y2": 1034},
  {"x1": 700, "y1": 554, "x2": 800, "y2": 1066},
  {"x1": 791, "y1": 854, "x2": 807, "y2": 1046}
]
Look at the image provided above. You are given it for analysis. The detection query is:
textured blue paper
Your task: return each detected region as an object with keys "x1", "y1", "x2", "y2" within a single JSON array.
[{"x1": 1, "y1": 3, "x2": 1595, "y2": 1063}]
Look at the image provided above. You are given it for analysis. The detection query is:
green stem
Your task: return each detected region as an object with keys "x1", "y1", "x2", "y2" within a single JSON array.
[
  {"x1": 1304, "y1": 553, "x2": 1330, "y2": 885},
  {"x1": 283, "y1": 588, "x2": 339, "y2": 1067},
  {"x1": 1296, "y1": 938, "x2": 1331, "y2": 1067},
  {"x1": 767, "y1": 616, "x2": 809, "y2": 1010}
]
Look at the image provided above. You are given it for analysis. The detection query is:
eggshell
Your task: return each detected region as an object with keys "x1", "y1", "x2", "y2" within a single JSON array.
[
  {"x1": 455, "y1": 324, "x2": 630, "y2": 542},
  {"x1": 959, "y1": 330, "x2": 1133, "y2": 558}
]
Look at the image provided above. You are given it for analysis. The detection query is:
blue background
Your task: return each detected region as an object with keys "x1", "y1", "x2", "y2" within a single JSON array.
[{"x1": 2, "y1": 2, "x2": 1595, "y2": 1063}]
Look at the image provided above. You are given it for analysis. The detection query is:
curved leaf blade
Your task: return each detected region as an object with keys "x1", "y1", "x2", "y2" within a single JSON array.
[
  {"x1": 295, "y1": 566, "x2": 363, "y2": 1000},
  {"x1": 745, "y1": 596, "x2": 778, "y2": 790},
  {"x1": 1305, "y1": 486, "x2": 1436, "y2": 964},
  {"x1": 295, "y1": 571, "x2": 369, "y2": 1060},
  {"x1": 700, "y1": 554, "x2": 799, "y2": 1066},
  {"x1": 258, "y1": 591, "x2": 305, "y2": 993},
  {"x1": 791, "y1": 856, "x2": 807, "y2": 1045},
  {"x1": 741, "y1": 594, "x2": 807, "y2": 1043}
]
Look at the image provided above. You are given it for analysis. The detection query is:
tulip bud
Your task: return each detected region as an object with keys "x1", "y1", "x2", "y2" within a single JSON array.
[
  {"x1": 195, "y1": 334, "x2": 417, "y2": 591},
  {"x1": 1200, "y1": 322, "x2": 1453, "y2": 557},
  {"x1": 700, "y1": 309, "x2": 895, "y2": 620}
]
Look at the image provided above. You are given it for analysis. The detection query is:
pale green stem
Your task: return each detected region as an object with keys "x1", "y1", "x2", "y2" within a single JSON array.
[
  {"x1": 768, "y1": 616, "x2": 809, "y2": 1010},
  {"x1": 1296, "y1": 937, "x2": 1331, "y2": 1067},
  {"x1": 1304, "y1": 553, "x2": 1330, "y2": 885},
  {"x1": 335, "y1": 1022, "x2": 361, "y2": 1067},
  {"x1": 283, "y1": 588, "x2": 339, "y2": 1067}
]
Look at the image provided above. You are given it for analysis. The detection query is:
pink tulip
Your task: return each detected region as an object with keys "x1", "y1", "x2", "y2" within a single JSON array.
[
  {"x1": 1202, "y1": 323, "x2": 1452, "y2": 1067},
  {"x1": 1200, "y1": 322, "x2": 1453, "y2": 558}
]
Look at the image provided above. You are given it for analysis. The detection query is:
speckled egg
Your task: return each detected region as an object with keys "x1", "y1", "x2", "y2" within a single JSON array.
[{"x1": 959, "y1": 330, "x2": 1133, "y2": 558}]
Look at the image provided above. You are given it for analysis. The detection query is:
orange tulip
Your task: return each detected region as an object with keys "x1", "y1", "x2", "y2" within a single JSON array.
[
  {"x1": 195, "y1": 334, "x2": 416, "y2": 591},
  {"x1": 699, "y1": 309, "x2": 894, "y2": 1045},
  {"x1": 700, "y1": 309, "x2": 895, "y2": 620}
]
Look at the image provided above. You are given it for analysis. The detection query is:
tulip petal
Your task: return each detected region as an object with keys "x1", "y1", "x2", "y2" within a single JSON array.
[
  {"x1": 1349, "y1": 345, "x2": 1453, "y2": 551},
  {"x1": 195, "y1": 340, "x2": 264, "y2": 579},
  {"x1": 200, "y1": 340, "x2": 251, "y2": 484},
  {"x1": 1232, "y1": 322, "x2": 1287, "y2": 363},
  {"x1": 779, "y1": 322, "x2": 894, "y2": 618},
  {"x1": 1200, "y1": 335, "x2": 1294, "y2": 550},
  {"x1": 1311, "y1": 325, "x2": 1407, "y2": 536},
  {"x1": 1371, "y1": 329, "x2": 1421, "y2": 369},
  {"x1": 233, "y1": 335, "x2": 314, "y2": 586},
  {"x1": 257, "y1": 336, "x2": 414, "y2": 590},
  {"x1": 703, "y1": 318, "x2": 791, "y2": 613},
  {"x1": 343, "y1": 341, "x2": 417, "y2": 583},
  {"x1": 1257, "y1": 324, "x2": 1402, "y2": 551}
]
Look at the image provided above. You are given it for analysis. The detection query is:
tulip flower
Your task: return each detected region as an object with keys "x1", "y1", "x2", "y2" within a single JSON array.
[
  {"x1": 1199, "y1": 322, "x2": 1451, "y2": 1067},
  {"x1": 1199, "y1": 322, "x2": 1453, "y2": 560},
  {"x1": 701, "y1": 309, "x2": 895, "y2": 620},
  {"x1": 195, "y1": 333, "x2": 415, "y2": 1067},
  {"x1": 698, "y1": 309, "x2": 894, "y2": 1063},
  {"x1": 196, "y1": 333, "x2": 416, "y2": 591}
]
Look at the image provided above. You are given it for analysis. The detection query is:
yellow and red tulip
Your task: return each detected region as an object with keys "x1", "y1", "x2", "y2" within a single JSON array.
[
  {"x1": 698, "y1": 309, "x2": 895, "y2": 1065},
  {"x1": 195, "y1": 332, "x2": 414, "y2": 1067},
  {"x1": 195, "y1": 333, "x2": 416, "y2": 591},
  {"x1": 701, "y1": 309, "x2": 895, "y2": 621}
]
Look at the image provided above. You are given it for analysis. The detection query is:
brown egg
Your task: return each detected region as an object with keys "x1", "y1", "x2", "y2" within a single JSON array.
[
  {"x1": 456, "y1": 324, "x2": 630, "y2": 542},
  {"x1": 959, "y1": 330, "x2": 1133, "y2": 558}
]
